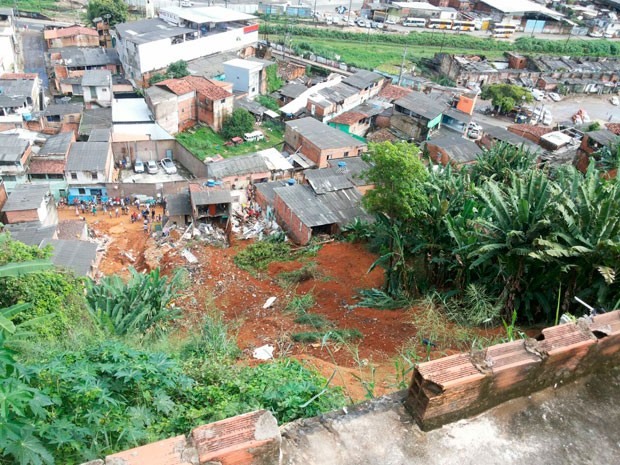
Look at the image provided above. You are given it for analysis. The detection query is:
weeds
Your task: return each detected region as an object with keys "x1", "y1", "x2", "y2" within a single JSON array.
[
  {"x1": 440, "y1": 284, "x2": 502, "y2": 327},
  {"x1": 285, "y1": 292, "x2": 315, "y2": 314},
  {"x1": 352, "y1": 288, "x2": 411, "y2": 310},
  {"x1": 234, "y1": 241, "x2": 292, "y2": 272},
  {"x1": 291, "y1": 329, "x2": 362, "y2": 343},
  {"x1": 278, "y1": 263, "x2": 321, "y2": 286},
  {"x1": 294, "y1": 313, "x2": 331, "y2": 329}
]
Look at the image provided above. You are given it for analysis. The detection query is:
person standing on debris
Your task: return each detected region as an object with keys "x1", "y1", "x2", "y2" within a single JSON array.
[
  {"x1": 151, "y1": 209, "x2": 155, "y2": 221},
  {"x1": 91, "y1": 204, "x2": 97, "y2": 216},
  {"x1": 143, "y1": 219, "x2": 149, "y2": 234},
  {"x1": 115, "y1": 207, "x2": 120, "y2": 218}
]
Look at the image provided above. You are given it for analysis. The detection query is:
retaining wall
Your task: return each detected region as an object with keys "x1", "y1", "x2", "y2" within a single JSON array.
[{"x1": 406, "y1": 310, "x2": 620, "y2": 430}]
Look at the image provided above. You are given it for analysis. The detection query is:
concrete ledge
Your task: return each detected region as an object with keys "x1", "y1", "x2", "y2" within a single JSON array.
[{"x1": 406, "y1": 310, "x2": 620, "y2": 430}]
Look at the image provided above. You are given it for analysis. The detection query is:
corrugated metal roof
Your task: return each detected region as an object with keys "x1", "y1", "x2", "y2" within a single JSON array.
[
  {"x1": 81, "y1": 69, "x2": 111, "y2": 87},
  {"x1": 342, "y1": 70, "x2": 383, "y2": 90},
  {"x1": 56, "y1": 47, "x2": 120, "y2": 67},
  {"x1": 587, "y1": 129, "x2": 619, "y2": 147},
  {"x1": 42, "y1": 103, "x2": 83, "y2": 117},
  {"x1": 259, "y1": 148, "x2": 293, "y2": 172},
  {"x1": 207, "y1": 152, "x2": 270, "y2": 179},
  {"x1": 66, "y1": 141, "x2": 110, "y2": 171},
  {"x1": 426, "y1": 132, "x2": 482, "y2": 164},
  {"x1": 79, "y1": 108, "x2": 112, "y2": 135},
  {"x1": 2, "y1": 184, "x2": 50, "y2": 211},
  {"x1": 166, "y1": 191, "x2": 192, "y2": 216},
  {"x1": 304, "y1": 168, "x2": 354, "y2": 194},
  {"x1": 42, "y1": 239, "x2": 98, "y2": 276},
  {"x1": 326, "y1": 157, "x2": 371, "y2": 186},
  {"x1": 319, "y1": 188, "x2": 371, "y2": 226},
  {"x1": 285, "y1": 117, "x2": 366, "y2": 151},
  {"x1": 255, "y1": 180, "x2": 289, "y2": 206}
]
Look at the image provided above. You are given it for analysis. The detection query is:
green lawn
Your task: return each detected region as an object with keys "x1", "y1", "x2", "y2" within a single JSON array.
[{"x1": 176, "y1": 124, "x2": 284, "y2": 161}]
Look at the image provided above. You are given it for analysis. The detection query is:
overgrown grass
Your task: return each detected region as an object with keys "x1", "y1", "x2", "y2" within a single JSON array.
[
  {"x1": 278, "y1": 263, "x2": 321, "y2": 286},
  {"x1": 291, "y1": 329, "x2": 363, "y2": 343},
  {"x1": 352, "y1": 288, "x2": 410, "y2": 310},
  {"x1": 234, "y1": 240, "x2": 293, "y2": 272},
  {"x1": 294, "y1": 312, "x2": 330, "y2": 329},
  {"x1": 1, "y1": 0, "x2": 59, "y2": 17},
  {"x1": 285, "y1": 292, "x2": 315, "y2": 314},
  {"x1": 176, "y1": 123, "x2": 284, "y2": 161}
]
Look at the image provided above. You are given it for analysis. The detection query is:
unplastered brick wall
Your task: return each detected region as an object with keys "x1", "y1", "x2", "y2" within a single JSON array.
[
  {"x1": 85, "y1": 410, "x2": 281, "y2": 465},
  {"x1": 406, "y1": 310, "x2": 620, "y2": 430}
]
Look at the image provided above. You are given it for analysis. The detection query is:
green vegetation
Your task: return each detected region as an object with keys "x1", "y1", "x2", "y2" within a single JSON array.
[
  {"x1": 221, "y1": 108, "x2": 256, "y2": 140},
  {"x1": 294, "y1": 312, "x2": 330, "y2": 329},
  {"x1": 85, "y1": 267, "x2": 187, "y2": 336},
  {"x1": 256, "y1": 95, "x2": 281, "y2": 112},
  {"x1": 358, "y1": 141, "x2": 620, "y2": 324},
  {"x1": 86, "y1": 0, "x2": 127, "y2": 26},
  {"x1": 177, "y1": 123, "x2": 284, "y2": 160},
  {"x1": 481, "y1": 83, "x2": 533, "y2": 113},
  {"x1": 265, "y1": 63, "x2": 284, "y2": 93},
  {"x1": 234, "y1": 238, "x2": 319, "y2": 274},
  {"x1": 149, "y1": 60, "x2": 190, "y2": 85},
  {"x1": 291, "y1": 329, "x2": 363, "y2": 343},
  {"x1": 278, "y1": 263, "x2": 321, "y2": 286},
  {"x1": 285, "y1": 293, "x2": 316, "y2": 314},
  {"x1": 0, "y1": 232, "x2": 344, "y2": 465}
]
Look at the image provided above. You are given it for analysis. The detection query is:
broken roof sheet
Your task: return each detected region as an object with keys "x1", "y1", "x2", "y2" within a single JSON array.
[
  {"x1": 587, "y1": 129, "x2": 619, "y2": 146},
  {"x1": 207, "y1": 152, "x2": 270, "y2": 179},
  {"x1": 166, "y1": 190, "x2": 192, "y2": 217},
  {"x1": 190, "y1": 188, "x2": 233, "y2": 205},
  {"x1": 304, "y1": 168, "x2": 355, "y2": 194},
  {"x1": 285, "y1": 117, "x2": 366, "y2": 151},
  {"x1": 4, "y1": 222, "x2": 56, "y2": 247},
  {"x1": 259, "y1": 148, "x2": 293, "y2": 172}
]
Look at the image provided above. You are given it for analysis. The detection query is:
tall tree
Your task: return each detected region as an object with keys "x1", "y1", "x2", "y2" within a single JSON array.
[{"x1": 87, "y1": 0, "x2": 128, "y2": 27}]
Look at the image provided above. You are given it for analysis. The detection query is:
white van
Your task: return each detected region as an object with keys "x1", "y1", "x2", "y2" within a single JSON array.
[
  {"x1": 531, "y1": 89, "x2": 545, "y2": 101},
  {"x1": 244, "y1": 130, "x2": 264, "y2": 142}
]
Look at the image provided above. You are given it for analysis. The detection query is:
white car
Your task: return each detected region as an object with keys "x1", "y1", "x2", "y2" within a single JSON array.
[
  {"x1": 180, "y1": 1, "x2": 193, "y2": 7},
  {"x1": 134, "y1": 159, "x2": 145, "y2": 174},
  {"x1": 385, "y1": 19, "x2": 396, "y2": 25},
  {"x1": 160, "y1": 158, "x2": 177, "y2": 174},
  {"x1": 531, "y1": 89, "x2": 545, "y2": 101},
  {"x1": 611, "y1": 96, "x2": 619, "y2": 106},
  {"x1": 146, "y1": 160, "x2": 159, "y2": 174},
  {"x1": 588, "y1": 31, "x2": 603, "y2": 38},
  {"x1": 548, "y1": 92, "x2": 562, "y2": 102}
]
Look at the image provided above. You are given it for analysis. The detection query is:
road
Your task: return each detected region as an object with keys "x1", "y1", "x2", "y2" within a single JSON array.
[{"x1": 20, "y1": 29, "x2": 49, "y2": 89}]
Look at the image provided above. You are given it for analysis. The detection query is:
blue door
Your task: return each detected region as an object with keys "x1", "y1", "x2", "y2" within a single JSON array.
[{"x1": 524, "y1": 19, "x2": 545, "y2": 33}]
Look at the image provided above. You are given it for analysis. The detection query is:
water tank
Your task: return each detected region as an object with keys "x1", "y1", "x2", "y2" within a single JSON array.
[
  {"x1": 337, "y1": 161, "x2": 347, "y2": 168},
  {"x1": 206, "y1": 179, "x2": 215, "y2": 187},
  {"x1": 287, "y1": 178, "x2": 295, "y2": 186}
]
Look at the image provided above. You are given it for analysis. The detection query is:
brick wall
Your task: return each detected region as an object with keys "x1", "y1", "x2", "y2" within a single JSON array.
[
  {"x1": 406, "y1": 310, "x2": 620, "y2": 430},
  {"x1": 0, "y1": 180, "x2": 6, "y2": 211},
  {"x1": 273, "y1": 192, "x2": 312, "y2": 244},
  {"x1": 4, "y1": 209, "x2": 39, "y2": 224}
]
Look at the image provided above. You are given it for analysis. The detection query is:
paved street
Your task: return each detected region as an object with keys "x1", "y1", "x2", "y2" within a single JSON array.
[{"x1": 20, "y1": 29, "x2": 48, "y2": 89}]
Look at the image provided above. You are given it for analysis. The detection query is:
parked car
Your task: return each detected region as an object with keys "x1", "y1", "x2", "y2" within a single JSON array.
[
  {"x1": 146, "y1": 160, "x2": 159, "y2": 174},
  {"x1": 548, "y1": 92, "x2": 562, "y2": 102},
  {"x1": 180, "y1": 1, "x2": 193, "y2": 7},
  {"x1": 160, "y1": 158, "x2": 177, "y2": 174},
  {"x1": 531, "y1": 89, "x2": 545, "y2": 101},
  {"x1": 611, "y1": 96, "x2": 620, "y2": 106},
  {"x1": 385, "y1": 19, "x2": 396, "y2": 25},
  {"x1": 355, "y1": 18, "x2": 367, "y2": 28},
  {"x1": 244, "y1": 130, "x2": 264, "y2": 142},
  {"x1": 588, "y1": 31, "x2": 603, "y2": 38},
  {"x1": 134, "y1": 159, "x2": 145, "y2": 174}
]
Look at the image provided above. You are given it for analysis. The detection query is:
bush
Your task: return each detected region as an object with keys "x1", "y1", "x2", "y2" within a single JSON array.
[
  {"x1": 256, "y1": 95, "x2": 280, "y2": 112},
  {"x1": 234, "y1": 240, "x2": 293, "y2": 272},
  {"x1": 221, "y1": 108, "x2": 255, "y2": 139}
]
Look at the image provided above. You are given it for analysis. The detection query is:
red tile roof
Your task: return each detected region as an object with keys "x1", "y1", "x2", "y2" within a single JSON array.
[
  {"x1": 156, "y1": 76, "x2": 233, "y2": 101},
  {"x1": 367, "y1": 128, "x2": 397, "y2": 143},
  {"x1": 43, "y1": 26, "x2": 98, "y2": 40},
  {"x1": 28, "y1": 158, "x2": 66, "y2": 175},
  {"x1": 379, "y1": 84, "x2": 412, "y2": 101},
  {"x1": 1, "y1": 73, "x2": 38, "y2": 80},
  {"x1": 330, "y1": 111, "x2": 367, "y2": 125}
]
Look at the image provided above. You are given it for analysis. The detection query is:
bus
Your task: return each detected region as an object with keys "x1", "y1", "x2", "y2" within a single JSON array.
[
  {"x1": 451, "y1": 20, "x2": 476, "y2": 32},
  {"x1": 427, "y1": 18, "x2": 453, "y2": 29},
  {"x1": 403, "y1": 17, "x2": 426, "y2": 28},
  {"x1": 491, "y1": 24, "x2": 517, "y2": 38}
]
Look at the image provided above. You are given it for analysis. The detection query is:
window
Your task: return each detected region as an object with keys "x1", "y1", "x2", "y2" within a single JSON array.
[
  {"x1": 78, "y1": 188, "x2": 86, "y2": 195},
  {"x1": 49, "y1": 174, "x2": 64, "y2": 180},
  {"x1": 30, "y1": 174, "x2": 47, "y2": 180},
  {"x1": 91, "y1": 172, "x2": 98, "y2": 180},
  {"x1": 2, "y1": 175, "x2": 16, "y2": 182},
  {"x1": 344, "y1": 151, "x2": 349, "y2": 158},
  {"x1": 90, "y1": 86, "x2": 97, "y2": 95},
  {"x1": 71, "y1": 172, "x2": 77, "y2": 180}
]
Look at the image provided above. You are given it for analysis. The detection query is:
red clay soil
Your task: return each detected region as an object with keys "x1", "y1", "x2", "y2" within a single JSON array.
[{"x1": 69, "y1": 209, "x2": 504, "y2": 401}]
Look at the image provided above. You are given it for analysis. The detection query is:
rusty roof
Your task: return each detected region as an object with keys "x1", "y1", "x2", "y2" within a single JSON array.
[
  {"x1": 43, "y1": 26, "x2": 98, "y2": 39},
  {"x1": 156, "y1": 75, "x2": 232, "y2": 100},
  {"x1": 605, "y1": 123, "x2": 620, "y2": 136},
  {"x1": 0, "y1": 72, "x2": 38, "y2": 80},
  {"x1": 379, "y1": 84, "x2": 412, "y2": 102},
  {"x1": 28, "y1": 158, "x2": 66, "y2": 175},
  {"x1": 330, "y1": 111, "x2": 367, "y2": 126}
]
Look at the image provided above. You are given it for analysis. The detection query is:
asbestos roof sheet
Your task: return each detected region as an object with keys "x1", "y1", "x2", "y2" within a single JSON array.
[
  {"x1": 2, "y1": 184, "x2": 50, "y2": 211},
  {"x1": 55, "y1": 47, "x2": 120, "y2": 67},
  {"x1": 482, "y1": 124, "x2": 540, "y2": 152},
  {"x1": 342, "y1": 70, "x2": 383, "y2": 90},
  {"x1": 0, "y1": 134, "x2": 28, "y2": 162},
  {"x1": 279, "y1": 83, "x2": 307, "y2": 99},
  {"x1": 166, "y1": 190, "x2": 192, "y2": 217},
  {"x1": 426, "y1": 132, "x2": 482, "y2": 164},
  {"x1": 42, "y1": 239, "x2": 98, "y2": 277},
  {"x1": 81, "y1": 69, "x2": 111, "y2": 87},
  {"x1": 304, "y1": 168, "x2": 355, "y2": 194},
  {"x1": 39, "y1": 132, "x2": 73, "y2": 156},
  {"x1": 88, "y1": 128, "x2": 111, "y2": 142},
  {"x1": 66, "y1": 141, "x2": 109, "y2": 171},
  {"x1": 285, "y1": 117, "x2": 366, "y2": 151},
  {"x1": 327, "y1": 157, "x2": 371, "y2": 186},
  {"x1": 115, "y1": 18, "x2": 194, "y2": 45},
  {"x1": 42, "y1": 103, "x2": 83, "y2": 117},
  {"x1": 207, "y1": 152, "x2": 270, "y2": 179},
  {"x1": 79, "y1": 108, "x2": 112, "y2": 135},
  {"x1": 255, "y1": 180, "x2": 290, "y2": 206},
  {"x1": 4, "y1": 222, "x2": 56, "y2": 247},
  {"x1": 274, "y1": 184, "x2": 340, "y2": 227},
  {"x1": 160, "y1": 6, "x2": 256, "y2": 23},
  {"x1": 259, "y1": 148, "x2": 293, "y2": 172},
  {"x1": 587, "y1": 129, "x2": 619, "y2": 147},
  {"x1": 190, "y1": 188, "x2": 232, "y2": 205},
  {"x1": 395, "y1": 92, "x2": 446, "y2": 121}
]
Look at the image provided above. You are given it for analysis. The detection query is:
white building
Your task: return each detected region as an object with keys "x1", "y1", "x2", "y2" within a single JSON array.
[
  {"x1": 0, "y1": 9, "x2": 16, "y2": 73},
  {"x1": 114, "y1": 6, "x2": 258, "y2": 87},
  {"x1": 224, "y1": 58, "x2": 264, "y2": 98},
  {"x1": 82, "y1": 69, "x2": 113, "y2": 108}
]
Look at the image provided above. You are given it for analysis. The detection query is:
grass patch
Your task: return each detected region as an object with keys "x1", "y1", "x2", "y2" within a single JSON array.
[
  {"x1": 234, "y1": 241, "x2": 293, "y2": 272},
  {"x1": 352, "y1": 288, "x2": 410, "y2": 310},
  {"x1": 277, "y1": 263, "x2": 321, "y2": 286},
  {"x1": 176, "y1": 123, "x2": 284, "y2": 161},
  {"x1": 294, "y1": 312, "x2": 331, "y2": 329},
  {"x1": 291, "y1": 329, "x2": 363, "y2": 343},
  {"x1": 285, "y1": 293, "x2": 315, "y2": 314}
]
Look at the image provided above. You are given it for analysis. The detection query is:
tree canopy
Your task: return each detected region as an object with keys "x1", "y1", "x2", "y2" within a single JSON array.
[
  {"x1": 361, "y1": 141, "x2": 428, "y2": 221},
  {"x1": 87, "y1": 0, "x2": 128, "y2": 26},
  {"x1": 480, "y1": 83, "x2": 533, "y2": 114},
  {"x1": 221, "y1": 108, "x2": 255, "y2": 139}
]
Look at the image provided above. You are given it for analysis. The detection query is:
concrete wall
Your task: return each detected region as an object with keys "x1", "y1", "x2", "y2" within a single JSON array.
[
  {"x1": 406, "y1": 310, "x2": 620, "y2": 430},
  {"x1": 111, "y1": 140, "x2": 176, "y2": 164},
  {"x1": 174, "y1": 142, "x2": 209, "y2": 178},
  {"x1": 0, "y1": 180, "x2": 6, "y2": 211},
  {"x1": 47, "y1": 35, "x2": 99, "y2": 48},
  {"x1": 146, "y1": 90, "x2": 179, "y2": 135},
  {"x1": 273, "y1": 191, "x2": 312, "y2": 244}
]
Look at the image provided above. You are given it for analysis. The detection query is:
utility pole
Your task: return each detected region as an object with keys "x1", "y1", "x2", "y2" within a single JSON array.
[
  {"x1": 347, "y1": 0, "x2": 353, "y2": 24},
  {"x1": 398, "y1": 47, "x2": 407, "y2": 86}
]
